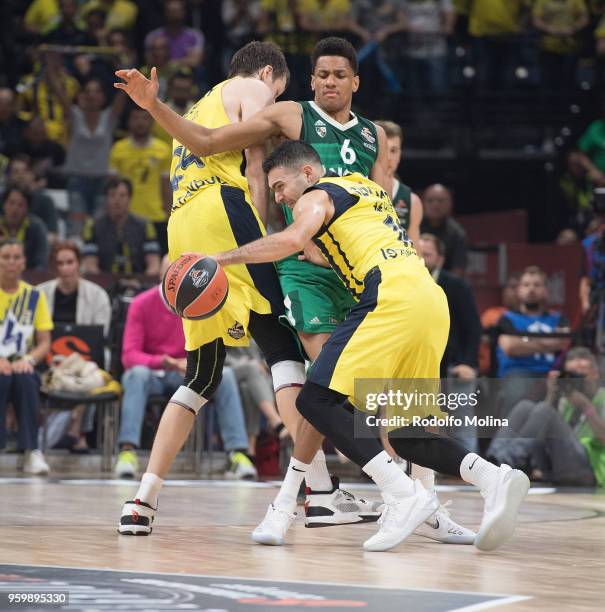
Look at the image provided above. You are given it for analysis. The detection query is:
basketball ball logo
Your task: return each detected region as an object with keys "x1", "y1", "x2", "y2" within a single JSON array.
[{"x1": 189, "y1": 268, "x2": 209, "y2": 289}]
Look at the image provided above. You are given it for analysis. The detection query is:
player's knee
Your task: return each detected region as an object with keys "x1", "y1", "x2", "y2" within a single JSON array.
[{"x1": 270, "y1": 360, "x2": 305, "y2": 393}]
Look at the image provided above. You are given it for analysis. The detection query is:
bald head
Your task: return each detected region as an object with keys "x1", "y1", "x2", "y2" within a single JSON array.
[
  {"x1": 0, "y1": 89, "x2": 16, "y2": 122},
  {"x1": 423, "y1": 184, "x2": 453, "y2": 224}
]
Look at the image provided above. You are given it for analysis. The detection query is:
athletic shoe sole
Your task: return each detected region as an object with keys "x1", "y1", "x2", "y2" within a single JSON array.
[
  {"x1": 305, "y1": 514, "x2": 380, "y2": 528},
  {"x1": 474, "y1": 471, "x2": 530, "y2": 552},
  {"x1": 251, "y1": 532, "x2": 285, "y2": 546},
  {"x1": 117, "y1": 525, "x2": 152, "y2": 536}
]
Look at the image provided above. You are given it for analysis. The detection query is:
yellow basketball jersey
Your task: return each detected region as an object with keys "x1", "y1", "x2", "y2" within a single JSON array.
[
  {"x1": 308, "y1": 173, "x2": 419, "y2": 298},
  {"x1": 170, "y1": 79, "x2": 249, "y2": 211}
]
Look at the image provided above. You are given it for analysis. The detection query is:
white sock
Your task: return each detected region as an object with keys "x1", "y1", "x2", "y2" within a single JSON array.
[
  {"x1": 460, "y1": 453, "x2": 499, "y2": 491},
  {"x1": 304, "y1": 449, "x2": 333, "y2": 491},
  {"x1": 274, "y1": 457, "x2": 309, "y2": 513},
  {"x1": 135, "y1": 472, "x2": 163, "y2": 508},
  {"x1": 412, "y1": 464, "x2": 435, "y2": 493},
  {"x1": 363, "y1": 451, "x2": 415, "y2": 503}
]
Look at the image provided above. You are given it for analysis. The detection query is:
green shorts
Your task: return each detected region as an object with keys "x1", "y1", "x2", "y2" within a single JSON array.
[{"x1": 277, "y1": 257, "x2": 356, "y2": 333}]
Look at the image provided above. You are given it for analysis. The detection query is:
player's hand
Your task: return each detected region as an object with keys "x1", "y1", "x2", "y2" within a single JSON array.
[
  {"x1": 11, "y1": 359, "x2": 34, "y2": 375},
  {"x1": 451, "y1": 364, "x2": 476, "y2": 381},
  {"x1": 114, "y1": 67, "x2": 160, "y2": 111},
  {"x1": 0, "y1": 358, "x2": 12, "y2": 375},
  {"x1": 298, "y1": 243, "x2": 329, "y2": 268}
]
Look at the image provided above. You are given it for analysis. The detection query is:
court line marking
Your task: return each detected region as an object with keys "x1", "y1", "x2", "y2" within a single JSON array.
[
  {"x1": 0, "y1": 562, "x2": 530, "y2": 603},
  {"x1": 449, "y1": 595, "x2": 531, "y2": 612},
  {"x1": 0, "y1": 477, "x2": 558, "y2": 495}
]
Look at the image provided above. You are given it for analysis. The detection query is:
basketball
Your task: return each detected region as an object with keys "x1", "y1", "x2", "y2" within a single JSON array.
[{"x1": 162, "y1": 254, "x2": 229, "y2": 320}]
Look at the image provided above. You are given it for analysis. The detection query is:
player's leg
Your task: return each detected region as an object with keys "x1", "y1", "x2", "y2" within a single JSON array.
[{"x1": 118, "y1": 339, "x2": 226, "y2": 535}]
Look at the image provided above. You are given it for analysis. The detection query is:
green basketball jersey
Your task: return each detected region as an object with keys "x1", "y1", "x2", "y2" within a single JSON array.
[
  {"x1": 392, "y1": 178, "x2": 412, "y2": 230},
  {"x1": 283, "y1": 101, "x2": 379, "y2": 225}
]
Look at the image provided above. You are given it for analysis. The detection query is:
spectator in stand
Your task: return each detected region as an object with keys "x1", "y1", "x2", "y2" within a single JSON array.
[
  {"x1": 115, "y1": 256, "x2": 256, "y2": 480},
  {"x1": 13, "y1": 118, "x2": 66, "y2": 189},
  {"x1": 0, "y1": 238, "x2": 53, "y2": 475},
  {"x1": 419, "y1": 183, "x2": 467, "y2": 276},
  {"x1": 221, "y1": 1, "x2": 262, "y2": 75},
  {"x1": 16, "y1": 50, "x2": 80, "y2": 147},
  {"x1": 480, "y1": 273, "x2": 520, "y2": 376},
  {"x1": 38, "y1": 241, "x2": 112, "y2": 453},
  {"x1": 487, "y1": 347, "x2": 605, "y2": 487},
  {"x1": 496, "y1": 265, "x2": 570, "y2": 414},
  {"x1": 0, "y1": 89, "x2": 26, "y2": 161},
  {"x1": 417, "y1": 233, "x2": 482, "y2": 450},
  {"x1": 140, "y1": 35, "x2": 175, "y2": 101},
  {"x1": 152, "y1": 68, "x2": 198, "y2": 145},
  {"x1": 401, "y1": 0, "x2": 456, "y2": 93},
  {"x1": 465, "y1": 0, "x2": 530, "y2": 90},
  {"x1": 0, "y1": 187, "x2": 49, "y2": 270},
  {"x1": 82, "y1": 176, "x2": 161, "y2": 276},
  {"x1": 144, "y1": 0, "x2": 204, "y2": 70},
  {"x1": 257, "y1": 0, "x2": 317, "y2": 98},
  {"x1": 51, "y1": 78, "x2": 126, "y2": 237},
  {"x1": 559, "y1": 150, "x2": 594, "y2": 232},
  {"x1": 577, "y1": 105, "x2": 605, "y2": 187},
  {"x1": 556, "y1": 228, "x2": 579, "y2": 246},
  {"x1": 24, "y1": 0, "x2": 61, "y2": 36},
  {"x1": 108, "y1": 29, "x2": 139, "y2": 70},
  {"x1": 44, "y1": 0, "x2": 96, "y2": 48},
  {"x1": 109, "y1": 107, "x2": 172, "y2": 253},
  {"x1": 348, "y1": 1, "x2": 408, "y2": 97},
  {"x1": 81, "y1": 0, "x2": 139, "y2": 34},
  {"x1": 532, "y1": 0, "x2": 589, "y2": 90},
  {"x1": 6, "y1": 155, "x2": 58, "y2": 242},
  {"x1": 300, "y1": 0, "x2": 353, "y2": 37}
]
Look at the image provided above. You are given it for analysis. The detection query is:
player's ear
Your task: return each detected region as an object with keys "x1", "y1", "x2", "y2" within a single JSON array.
[
  {"x1": 352, "y1": 75, "x2": 359, "y2": 93},
  {"x1": 310, "y1": 74, "x2": 316, "y2": 92},
  {"x1": 260, "y1": 65, "x2": 273, "y2": 82}
]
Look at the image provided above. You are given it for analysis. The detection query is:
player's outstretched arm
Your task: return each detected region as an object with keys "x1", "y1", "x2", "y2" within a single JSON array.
[
  {"x1": 214, "y1": 192, "x2": 329, "y2": 267},
  {"x1": 115, "y1": 68, "x2": 298, "y2": 157}
]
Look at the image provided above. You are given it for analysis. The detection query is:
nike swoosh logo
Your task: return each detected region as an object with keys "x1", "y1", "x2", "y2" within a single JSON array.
[
  {"x1": 468, "y1": 457, "x2": 479, "y2": 470},
  {"x1": 387, "y1": 459, "x2": 393, "y2": 464},
  {"x1": 291, "y1": 466, "x2": 306, "y2": 473}
]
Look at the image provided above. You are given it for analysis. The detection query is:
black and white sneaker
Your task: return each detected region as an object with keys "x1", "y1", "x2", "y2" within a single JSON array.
[
  {"x1": 118, "y1": 499, "x2": 156, "y2": 535},
  {"x1": 305, "y1": 476, "x2": 383, "y2": 528}
]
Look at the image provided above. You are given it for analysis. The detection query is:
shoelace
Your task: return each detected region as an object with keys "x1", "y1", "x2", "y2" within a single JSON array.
[{"x1": 438, "y1": 499, "x2": 453, "y2": 518}]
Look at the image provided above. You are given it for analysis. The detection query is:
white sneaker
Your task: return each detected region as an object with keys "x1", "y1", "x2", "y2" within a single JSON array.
[
  {"x1": 23, "y1": 450, "x2": 49, "y2": 475},
  {"x1": 118, "y1": 498, "x2": 156, "y2": 535},
  {"x1": 363, "y1": 481, "x2": 439, "y2": 552},
  {"x1": 305, "y1": 476, "x2": 382, "y2": 527},
  {"x1": 251, "y1": 503, "x2": 296, "y2": 546},
  {"x1": 114, "y1": 450, "x2": 139, "y2": 478},
  {"x1": 475, "y1": 464, "x2": 530, "y2": 552},
  {"x1": 415, "y1": 500, "x2": 475, "y2": 544}
]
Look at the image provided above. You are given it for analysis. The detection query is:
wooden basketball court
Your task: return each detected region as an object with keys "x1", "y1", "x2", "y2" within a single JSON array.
[{"x1": 0, "y1": 477, "x2": 603, "y2": 611}]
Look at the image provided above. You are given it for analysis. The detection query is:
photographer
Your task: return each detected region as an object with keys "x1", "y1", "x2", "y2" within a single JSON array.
[{"x1": 487, "y1": 347, "x2": 605, "y2": 487}]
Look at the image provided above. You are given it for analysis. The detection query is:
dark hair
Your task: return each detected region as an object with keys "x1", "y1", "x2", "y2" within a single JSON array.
[
  {"x1": 419, "y1": 233, "x2": 445, "y2": 257},
  {"x1": 521, "y1": 265, "x2": 547, "y2": 283},
  {"x1": 565, "y1": 347, "x2": 598, "y2": 369},
  {"x1": 50, "y1": 240, "x2": 81, "y2": 269},
  {"x1": 228, "y1": 41, "x2": 289, "y2": 84},
  {"x1": 0, "y1": 237, "x2": 24, "y2": 253},
  {"x1": 262, "y1": 140, "x2": 322, "y2": 175},
  {"x1": 311, "y1": 37, "x2": 358, "y2": 75},
  {"x1": 105, "y1": 176, "x2": 133, "y2": 197},
  {"x1": 2, "y1": 185, "x2": 31, "y2": 208}
]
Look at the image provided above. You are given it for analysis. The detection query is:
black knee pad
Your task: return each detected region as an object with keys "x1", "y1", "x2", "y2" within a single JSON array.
[
  {"x1": 248, "y1": 311, "x2": 304, "y2": 368},
  {"x1": 296, "y1": 381, "x2": 346, "y2": 421},
  {"x1": 175, "y1": 339, "x2": 226, "y2": 412}
]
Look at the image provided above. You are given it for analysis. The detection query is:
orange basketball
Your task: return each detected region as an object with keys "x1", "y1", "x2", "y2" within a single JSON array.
[{"x1": 162, "y1": 254, "x2": 229, "y2": 320}]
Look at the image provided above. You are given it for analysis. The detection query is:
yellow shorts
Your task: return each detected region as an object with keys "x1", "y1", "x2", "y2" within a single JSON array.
[
  {"x1": 308, "y1": 258, "x2": 450, "y2": 419},
  {"x1": 168, "y1": 184, "x2": 285, "y2": 350}
]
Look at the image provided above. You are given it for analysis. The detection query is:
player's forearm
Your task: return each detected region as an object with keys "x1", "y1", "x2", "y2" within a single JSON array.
[
  {"x1": 245, "y1": 146, "x2": 269, "y2": 226},
  {"x1": 215, "y1": 231, "x2": 303, "y2": 267}
]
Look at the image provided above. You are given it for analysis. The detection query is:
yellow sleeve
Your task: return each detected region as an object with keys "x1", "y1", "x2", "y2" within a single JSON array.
[
  {"x1": 109, "y1": 140, "x2": 123, "y2": 174},
  {"x1": 34, "y1": 290, "x2": 54, "y2": 332}
]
